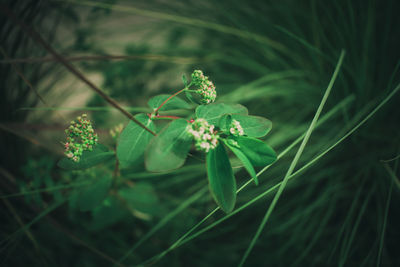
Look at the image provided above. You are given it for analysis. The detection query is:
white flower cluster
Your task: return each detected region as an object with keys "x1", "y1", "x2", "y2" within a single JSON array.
[
  {"x1": 229, "y1": 119, "x2": 244, "y2": 136},
  {"x1": 191, "y1": 70, "x2": 217, "y2": 104},
  {"x1": 187, "y1": 118, "x2": 219, "y2": 152}
]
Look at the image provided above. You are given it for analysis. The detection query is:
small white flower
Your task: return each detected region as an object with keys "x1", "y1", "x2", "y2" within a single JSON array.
[
  {"x1": 229, "y1": 120, "x2": 245, "y2": 136},
  {"x1": 187, "y1": 118, "x2": 219, "y2": 152}
]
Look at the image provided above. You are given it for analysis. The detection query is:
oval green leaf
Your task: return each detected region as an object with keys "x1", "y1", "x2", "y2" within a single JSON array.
[
  {"x1": 223, "y1": 139, "x2": 258, "y2": 185},
  {"x1": 231, "y1": 114, "x2": 272, "y2": 137},
  {"x1": 196, "y1": 103, "x2": 248, "y2": 125},
  {"x1": 148, "y1": 94, "x2": 190, "y2": 112},
  {"x1": 206, "y1": 143, "x2": 237, "y2": 213},
  {"x1": 58, "y1": 144, "x2": 115, "y2": 170},
  {"x1": 218, "y1": 114, "x2": 232, "y2": 132},
  {"x1": 145, "y1": 119, "x2": 192, "y2": 172},
  {"x1": 117, "y1": 113, "x2": 156, "y2": 168},
  {"x1": 235, "y1": 136, "x2": 277, "y2": 167}
]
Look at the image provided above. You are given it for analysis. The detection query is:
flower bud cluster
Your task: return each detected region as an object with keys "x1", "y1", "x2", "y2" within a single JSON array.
[
  {"x1": 191, "y1": 70, "x2": 217, "y2": 104},
  {"x1": 64, "y1": 114, "x2": 98, "y2": 162},
  {"x1": 229, "y1": 119, "x2": 244, "y2": 136},
  {"x1": 187, "y1": 118, "x2": 219, "y2": 152}
]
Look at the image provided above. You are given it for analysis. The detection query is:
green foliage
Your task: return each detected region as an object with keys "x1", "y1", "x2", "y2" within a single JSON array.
[
  {"x1": 145, "y1": 119, "x2": 192, "y2": 172},
  {"x1": 230, "y1": 114, "x2": 272, "y2": 137},
  {"x1": 195, "y1": 103, "x2": 248, "y2": 124},
  {"x1": 223, "y1": 139, "x2": 258, "y2": 185},
  {"x1": 57, "y1": 144, "x2": 115, "y2": 170},
  {"x1": 234, "y1": 136, "x2": 277, "y2": 167},
  {"x1": 117, "y1": 113, "x2": 155, "y2": 168},
  {"x1": 4, "y1": 0, "x2": 400, "y2": 266},
  {"x1": 206, "y1": 143, "x2": 237, "y2": 213}
]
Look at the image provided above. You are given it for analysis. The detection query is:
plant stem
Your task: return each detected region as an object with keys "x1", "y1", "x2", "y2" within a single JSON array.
[
  {"x1": 154, "y1": 87, "x2": 188, "y2": 114},
  {"x1": 0, "y1": 5, "x2": 156, "y2": 136},
  {"x1": 152, "y1": 115, "x2": 182, "y2": 120}
]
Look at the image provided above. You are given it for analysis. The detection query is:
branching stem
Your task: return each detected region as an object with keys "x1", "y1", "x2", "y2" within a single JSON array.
[{"x1": 154, "y1": 85, "x2": 191, "y2": 114}]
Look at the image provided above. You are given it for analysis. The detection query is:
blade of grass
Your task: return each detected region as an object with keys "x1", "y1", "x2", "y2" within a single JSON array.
[
  {"x1": 1, "y1": 192, "x2": 39, "y2": 249},
  {"x1": 0, "y1": 54, "x2": 204, "y2": 64},
  {"x1": 339, "y1": 187, "x2": 374, "y2": 266},
  {"x1": 238, "y1": 50, "x2": 346, "y2": 267},
  {"x1": 0, "y1": 46, "x2": 66, "y2": 121},
  {"x1": 292, "y1": 198, "x2": 335, "y2": 265},
  {"x1": 377, "y1": 164, "x2": 395, "y2": 266},
  {"x1": 0, "y1": 181, "x2": 91, "y2": 199},
  {"x1": 19, "y1": 106, "x2": 151, "y2": 113},
  {"x1": 0, "y1": 197, "x2": 67, "y2": 247},
  {"x1": 327, "y1": 182, "x2": 364, "y2": 261},
  {"x1": 60, "y1": 0, "x2": 286, "y2": 53},
  {"x1": 116, "y1": 186, "x2": 208, "y2": 265}
]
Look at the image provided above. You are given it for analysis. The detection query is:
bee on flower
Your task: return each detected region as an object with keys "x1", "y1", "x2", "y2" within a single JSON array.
[{"x1": 187, "y1": 118, "x2": 219, "y2": 152}]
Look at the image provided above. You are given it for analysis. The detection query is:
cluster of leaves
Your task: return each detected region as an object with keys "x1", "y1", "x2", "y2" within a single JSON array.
[{"x1": 58, "y1": 72, "x2": 276, "y2": 213}]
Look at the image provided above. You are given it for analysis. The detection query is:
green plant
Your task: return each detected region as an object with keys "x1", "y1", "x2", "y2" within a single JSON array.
[{"x1": 58, "y1": 70, "x2": 276, "y2": 213}]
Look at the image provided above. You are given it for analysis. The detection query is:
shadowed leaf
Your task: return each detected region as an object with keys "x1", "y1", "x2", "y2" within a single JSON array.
[
  {"x1": 145, "y1": 119, "x2": 192, "y2": 172},
  {"x1": 117, "y1": 113, "x2": 155, "y2": 168}
]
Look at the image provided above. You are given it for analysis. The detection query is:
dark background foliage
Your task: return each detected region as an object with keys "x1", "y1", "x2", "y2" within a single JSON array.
[{"x1": 1, "y1": 0, "x2": 399, "y2": 266}]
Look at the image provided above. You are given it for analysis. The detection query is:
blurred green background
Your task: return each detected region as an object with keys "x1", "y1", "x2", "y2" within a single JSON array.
[{"x1": 1, "y1": 0, "x2": 400, "y2": 266}]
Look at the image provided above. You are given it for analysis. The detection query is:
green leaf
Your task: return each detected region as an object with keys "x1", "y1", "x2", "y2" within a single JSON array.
[
  {"x1": 76, "y1": 175, "x2": 112, "y2": 212},
  {"x1": 218, "y1": 114, "x2": 232, "y2": 132},
  {"x1": 206, "y1": 143, "x2": 237, "y2": 213},
  {"x1": 235, "y1": 136, "x2": 277, "y2": 167},
  {"x1": 148, "y1": 94, "x2": 190, "y2": 112},
  {"x1": 223, "y1": 139, "x2": 258, "y2": 185},
  {"x1": 117, "y1": 113, "x2": 155, "y2": 168},
  {"x1": 145, "y1": 119, "x2": 192, "y2": 172},
  {"x1": 58, "y1": 144, "x2": 114, "y2": 170},
  {"x1": 196, "y1": 103, "x2": 248, "y2": 124},
  {"x1": 231, "y1": 114, "x2": 272, "y2": 137},
  {"x1": 119, "y1": 183, "x2": 159, "y2": 215}
]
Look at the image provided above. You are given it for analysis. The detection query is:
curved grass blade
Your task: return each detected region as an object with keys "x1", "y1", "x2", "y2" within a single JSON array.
[{"x1": 238, "y1": 50, "x2": 346, "y2": 266}]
